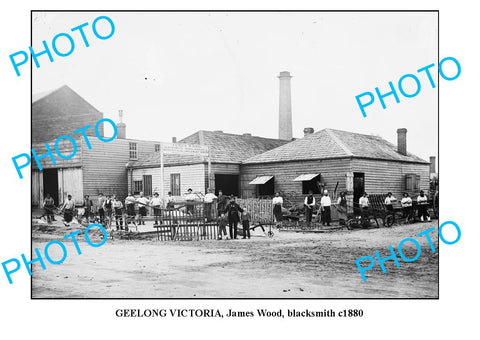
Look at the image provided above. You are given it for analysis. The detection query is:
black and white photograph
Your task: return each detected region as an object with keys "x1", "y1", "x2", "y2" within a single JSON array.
[
  {"x1": 29, "y1": 11, "x2": 439, "y2": 298},
  {"x1": 2, "y1": 1, "x2": 479, "y2": 338}
]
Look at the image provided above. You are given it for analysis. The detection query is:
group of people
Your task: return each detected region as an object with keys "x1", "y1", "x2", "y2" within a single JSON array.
[{"x1": 357, "y1": 190, "x2": 431, "y2": 222}]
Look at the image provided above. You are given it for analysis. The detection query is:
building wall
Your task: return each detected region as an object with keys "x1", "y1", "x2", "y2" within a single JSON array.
[
  {"x1": 351, "y1": 158, "x2": 430, "y2": 198},
  {"x1": 32, "y1": 167, "x2": 83, "y2": 207},
  {"x1": 130, "y1": 163, "x2": 206, "y2": 199},
  {"x1": 209, "y1": 163, "x2": 241, "y2": 191},
  {"x1": 240, "y1": 158, "x2": 430, "y2": 205},
  {"x1": 58, "y1": 167, "x2": 83, "y2": 205},
  {"x1": 81, "y1": 138, "x2": 160, "y2": 201},
  {"x1": 32, "y1": 86, "x2": 103, "y2": 143},
  {"x1": 240, "y1": 158, "x2": 352, "y2": 203}
]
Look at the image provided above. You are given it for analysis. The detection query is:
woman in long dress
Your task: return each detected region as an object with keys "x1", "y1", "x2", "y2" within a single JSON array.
[{"x1": 272, "y1": 192, "x2": 283, "y2": 226}]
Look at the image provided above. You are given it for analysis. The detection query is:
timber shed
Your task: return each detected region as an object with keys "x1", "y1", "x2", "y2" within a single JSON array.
[{"x1": 240, "y1": 128, "x2": 430, "y2": 207}]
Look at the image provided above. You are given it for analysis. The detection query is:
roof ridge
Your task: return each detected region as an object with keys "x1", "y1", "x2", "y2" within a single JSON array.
[{"x1": 325, "y1": 129, "x2": 353, "y2": 156}]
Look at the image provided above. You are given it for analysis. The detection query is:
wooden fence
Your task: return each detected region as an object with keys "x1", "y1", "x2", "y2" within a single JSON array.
[{"x1": 236, "y1": 198, "x2": 273, "y2": 224}]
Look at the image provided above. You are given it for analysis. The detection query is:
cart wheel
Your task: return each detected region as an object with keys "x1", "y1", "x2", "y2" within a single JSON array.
[
  {"x1": 384, "y1": 215, "x2": 394, "y2": 227},
  {"x1": 346, "y1": 219, "x2": 357, "y2": 230},
  {"x1": 267, "y1": 230, "x2": 274, "y2": 238}
]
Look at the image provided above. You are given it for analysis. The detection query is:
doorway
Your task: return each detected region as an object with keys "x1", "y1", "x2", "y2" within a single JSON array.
[
  {"x1": 43, "y1": 169, "x2": 59, "y2": 205},
  {"x1": 353, "y1": 172, "x2": 365, "y2": 211},
  {"x1": 215, "y1": 174, "x2": 239, "y2": 197}
]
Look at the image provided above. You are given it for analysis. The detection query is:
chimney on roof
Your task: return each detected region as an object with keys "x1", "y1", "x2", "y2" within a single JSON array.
[
  {"x1": 429, "y1": 156, "x2": 436, "y2": 174},
  {"x1": 117, "y1": 110, "x2": 126, "y2": 139},
  {"x1": 303, "y1": 127, "x2": 314, "y2": 137},
  {"x1": 397, "y1": 128, "x2": 407, "y2": 155},
  {"x1": 172, "y1": 137, "x2": 177, "y2": 143},
  {"x1": 278, "y1": 71, "x2": 293, "y2": 141}
]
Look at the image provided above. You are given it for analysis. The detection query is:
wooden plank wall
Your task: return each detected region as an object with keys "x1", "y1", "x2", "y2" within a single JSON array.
[
  {"x1": 240, "y1": 158, "x2": 352, "y2": 205},
  {"x1": 82, "y1": 138, "x2": 160, "y2": 202},
  {"x1": 31, "y1": 138, "x2": 82, "y2": 169},
  {"x1": 130, "y1": 163, "x2": 206, "y2": 199},
  {"x1": 209, "y1": 162, "x2": 240, "y2": 191},
  {"x1": 351, "y1": 158, "x2": 430, "y2": 199},
  {"x1": 32, "y1": 171, "x2": 40, "y2": 207},
  {"x1": 58, "y1": 167, "x2": 83, "y2": 205}
]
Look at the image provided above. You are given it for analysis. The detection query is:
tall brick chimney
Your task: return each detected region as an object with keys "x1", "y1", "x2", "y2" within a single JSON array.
[
  {"x1": 397, "y1": 128, "x2": 407, "y2": 155},
  {"x1": 278, "y1": 71, "x2": 293, "y2": 140},
  {"x1": 429, "y1": 156, "x2": 436, "y2": 174},
  {"x1": 117, "y1": 110, "x2": 126, "y2": 139}
]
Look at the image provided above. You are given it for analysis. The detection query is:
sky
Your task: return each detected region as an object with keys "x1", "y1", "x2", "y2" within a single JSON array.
[{"x1": 32, "y1": 11, "x2": 438, "y2": 161}]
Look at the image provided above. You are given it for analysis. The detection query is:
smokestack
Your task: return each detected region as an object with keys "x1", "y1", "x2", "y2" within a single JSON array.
[
  {"x1": 429, "y1": 156, "x2": 436, "y2": 174},
  {"x1": 117, "y1": 110, "x2": 126, "y2": 139},
  {"x1": 278, "y1": 71, "x2": 293, "y2": 140},
  {"x1": 397, "y1": 128, "x2": 407, "y2": 155},
  {"x1": 303, "y1": 127, "x2": 314, "y2": 137}
]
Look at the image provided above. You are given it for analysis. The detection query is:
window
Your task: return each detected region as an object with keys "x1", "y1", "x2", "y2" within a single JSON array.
[
  {"x1": 154, "y1": 144, "x2": 161, "y2": 152},
  {"x1": 129, "y1": 142, "x2": 138, "y2": 160},
  {"x1": 170, "y1": 173, "x2": 181, "y2": 196},
  {"x1": 133, "y1": 180, "x2": 143, "y2": 194},
  {"x1": 258, "y1": 177, "x2": 274, "y2": 196},
  {"x1": 405, "y1": 174, "x2": 420, "y2": 191}
]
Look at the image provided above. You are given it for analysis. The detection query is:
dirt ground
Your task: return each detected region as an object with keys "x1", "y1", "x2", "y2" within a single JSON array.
[{"x1": 31, "y1": 219, "x2": 439, "y2": 298}]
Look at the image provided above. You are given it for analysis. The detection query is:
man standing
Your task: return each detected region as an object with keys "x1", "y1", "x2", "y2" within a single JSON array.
[
  {"x1": 61, "y1": 194, "x2": 75, "y2": 226},
  {"x1": 125, "y1": 192, "x2": 136, "y2": 226},
  {"x1": 203, "y1": 188, "x2": 217, "y2": 221},
  {"x1": 112, "y1": 195, "x2": 124, "y2": 230},
  {"x1": 136, "y1": 192, "x2": 149, "y2": 225},
  {"x1": 43, "y1": 193, "x2": 55, "y2": 223},
  {"x1": 320, "y1": 190, "x2": 331, "y2": 226},
  {"x1": 103, "y1": 195, "x2": 113, "y2": 225},
  {"x1": 224, "y1": 196, "x2": 244, "y2": 239},
  {"x1": 150, "y1": 192, "x2": 163, "y2": 225},
  {"x1": 304, "y1": 190, "x2": 316, "y2": 226},
  {"x1": 216, "y1": 190, "x2": 228, "y2": 216},
  {"x1": 417, "y1": 190, "x2": 431, "y2": 222},
  {"x1": 83, "y1": 195, "x2": 93, "y2": 223},
  {"x1": 185, "y1": 188, "x2": 196, "y2": 215},
  {"x1": 97, "y1": 193, "x2": 106, "y2": 224}
]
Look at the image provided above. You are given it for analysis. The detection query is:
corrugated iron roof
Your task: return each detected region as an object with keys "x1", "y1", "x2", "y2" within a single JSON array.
[{"x1": 242, "y1": 128, "x2": 429, "y2": 164}]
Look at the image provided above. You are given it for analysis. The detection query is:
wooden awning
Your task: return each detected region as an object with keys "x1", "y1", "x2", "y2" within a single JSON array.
[
  {"x1": 293, "y1": 174, "x2": 319, "y2": 182},
  {"x1": 249, "y1": 175, "x2": 274, "y2": 185}
]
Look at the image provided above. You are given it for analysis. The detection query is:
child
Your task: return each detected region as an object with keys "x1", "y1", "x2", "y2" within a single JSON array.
[
  {"x1": 241, "y1": 210, "x2": 251, "y2": 239},
  {"x1": 217, "y1": 213, "x2": 228, "y2": 240}
]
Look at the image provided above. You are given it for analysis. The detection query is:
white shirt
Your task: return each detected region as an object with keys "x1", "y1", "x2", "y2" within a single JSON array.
[
  {"x1": 137, "y1": 196, "x2": 149, "y2": 206},
  {"x1": 204, "y1": 193, "x2": 217, "y2": 203},
  {"x1": 150, "y1": 197, "x2": 163, "y2": 207},
  {"x1": 359, "y1": 196, "x2": 369, "y2": 208},
  {"x1": 304, "y1": 196, "x2": 316, "y2": 207},
  {"x1": 385, "y1": 196, "x2": 397, "y2": 205},
  {"x1": 417, "y1": 195, "x2": 428, "y2": 204},
  {"x1": 272, "y1": 197, "x2": 283, "y2": 205},
  {"x1": 401, "y1": 197, "x2": 412, "y2": 207},
  {"x1": 320, "y1": 196, "x2": 331, "y2": 207},
  {"x1": 185, "y1": 193, "x2": 197, "y2": 201}
]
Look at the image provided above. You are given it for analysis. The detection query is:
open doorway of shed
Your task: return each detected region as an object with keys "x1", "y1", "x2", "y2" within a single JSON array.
[
  {"x1": 43, "y1": 169, "x2": 59, "y2": 205},
  {"x1": 215, "y1": 174, "x2": 239, "y2": 197},
  {"x1": 353, "y1": 172, "x2": 365, "y2": 210}
]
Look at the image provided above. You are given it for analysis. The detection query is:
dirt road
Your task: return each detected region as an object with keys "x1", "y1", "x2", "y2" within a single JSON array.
[{"x1": 31, "y1": 222, "x2": 439, "y2": 298}]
